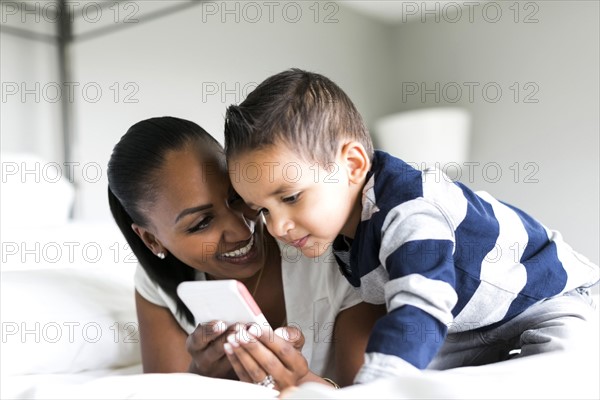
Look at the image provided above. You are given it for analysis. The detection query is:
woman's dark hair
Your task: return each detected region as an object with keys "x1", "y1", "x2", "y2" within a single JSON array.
[{"x1": 107, "y1": 116, "x2": 223, "y2": 324}]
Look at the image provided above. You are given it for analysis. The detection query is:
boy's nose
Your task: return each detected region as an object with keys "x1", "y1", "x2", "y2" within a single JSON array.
[{"x1": 269, "y1": 212, "x2": 294, "y2": 239}]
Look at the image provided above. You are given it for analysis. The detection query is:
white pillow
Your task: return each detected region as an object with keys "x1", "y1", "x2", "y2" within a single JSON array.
[
  {"x1": 1, "y1": 153, "x2": 75, "y2": 228},
  {"x1": 0, "y1": 264, "x2": 141, "y2": 376},
  {"x1": 1, "y1": 221, "x2": 137, "y2": 271}
]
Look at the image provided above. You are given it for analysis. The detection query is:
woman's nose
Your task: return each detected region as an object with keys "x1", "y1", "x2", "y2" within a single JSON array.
[{"x1": 223, "y1": 209, "x2": 253, "y2": 242}]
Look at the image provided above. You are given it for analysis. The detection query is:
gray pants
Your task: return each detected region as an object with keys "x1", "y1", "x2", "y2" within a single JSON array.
[{"x1": 427, "y1": 288, "x2": 599, "y2": 370}]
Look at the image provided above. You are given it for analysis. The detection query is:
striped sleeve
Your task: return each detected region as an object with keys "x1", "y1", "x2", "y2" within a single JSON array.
[{"x1": 364, "y1": 199, "x2": 459, "y2": 368}]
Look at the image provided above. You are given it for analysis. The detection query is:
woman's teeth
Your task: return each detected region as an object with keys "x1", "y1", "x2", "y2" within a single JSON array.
[{"x1": 222, "y1": 235, "x2": 254, "y2": 258}]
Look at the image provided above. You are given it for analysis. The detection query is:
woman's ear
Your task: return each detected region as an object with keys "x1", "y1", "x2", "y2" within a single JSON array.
[
  {"x1": 340, "y1": 141, "x2": 370, "y2": 185},
  {"x1": 131, "y1": 223, "x2": 165, "y2": 256}
]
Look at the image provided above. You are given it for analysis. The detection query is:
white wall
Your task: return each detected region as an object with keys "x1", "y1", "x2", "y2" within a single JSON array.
[
  {"x1": 386, "y1": 1, "x2": 599, "y2": 263},
  {"x1": 68, "y1": 2, "x2": 395, "y2": 222},
  {"x1": 1, "y1": 1, "x2": 597, "y2": 265},
  {"x1": 0, "y1": 12, "x2": 62, "y2": 162}
]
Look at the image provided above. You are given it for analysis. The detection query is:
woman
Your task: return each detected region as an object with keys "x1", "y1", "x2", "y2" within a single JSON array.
[{"x1": 107, "y1": 116, "x2": 384, "y2": 390}]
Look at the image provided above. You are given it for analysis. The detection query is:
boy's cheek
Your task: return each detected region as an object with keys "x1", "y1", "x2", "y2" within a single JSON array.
[
  {"x1": 262, "y1": 219, "x2": 276, "y2": 236},
  {"x1": 303, "y1": 241, "x2": 330, "y2": 259}
]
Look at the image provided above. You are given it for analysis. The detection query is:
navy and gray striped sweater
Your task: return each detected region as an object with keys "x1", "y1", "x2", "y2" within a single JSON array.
[{"x1": 333, "y1": 151, "x2": 599, "y2": 370}]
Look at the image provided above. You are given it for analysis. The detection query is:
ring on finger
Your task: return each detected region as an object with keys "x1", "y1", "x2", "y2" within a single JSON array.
[{"x1": 255, "y1": 374, "x2": 276, "y2": 390}]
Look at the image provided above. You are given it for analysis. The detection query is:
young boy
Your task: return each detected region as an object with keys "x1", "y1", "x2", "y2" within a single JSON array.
[{"x1": 224, "y1": 68, "x2": 599, "y2": 383}]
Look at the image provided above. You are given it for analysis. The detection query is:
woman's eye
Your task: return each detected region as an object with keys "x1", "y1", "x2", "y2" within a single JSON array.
[
  {"x1": 282, "y1": 193, "x2": 300, "y2": 204},
  {"x1": 187, "y1": 217, "x2": 213, "y2": 233}
]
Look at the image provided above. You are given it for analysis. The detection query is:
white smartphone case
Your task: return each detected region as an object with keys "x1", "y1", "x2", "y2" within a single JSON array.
[{"x1": 177, "y1": 279, "x2": 270, "y2": 328}]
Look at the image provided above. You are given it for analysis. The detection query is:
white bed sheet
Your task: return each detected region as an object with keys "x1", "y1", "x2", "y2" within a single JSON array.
[
  {"x1": 1, "y1": 365, "x2": 279, "y2": 399},
  {"x1": 2, "y1": 364, "x2": 278, "y2": 399},
  {"x1": 3, "y1": 350, "x2": 598, "y2": 400},
  {"x1": 288, "y1": 350, "x2": 600, "y2": 399},
  {"x1": 3, "y1": 364, "x2": 142, "y2": 399},
  {"x1": 2, "y1": 221, "x2": 598, "y2": 400}
]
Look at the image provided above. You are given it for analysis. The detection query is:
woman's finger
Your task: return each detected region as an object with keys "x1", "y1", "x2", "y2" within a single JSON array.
[
  {"x1": 187, "y1": 322, "x2": 233, "y2": 363},
  {"x1": 209, "y1": 352, "x2": 237, "y2": 378},
  {"x1": 199, "y1": 325, "x2": 238, "y2": 361},
  {"x1": 248, "y1": 325, "x2": 308, "y2": 373},
  {"x1": 187, "y1": 321, "x2": 238, "y2": 377},
  {"x1": 275, "y1": 326, "x2": 305, "y2": 351},
  {"x1": 223, "y1": 342, "x2": 253, "y2": 382},
  {"x1": 186, "y1": 320, "x2": 227, "y2": 352},
  {"x1": 233, "y1": 328, "x2": 304, "y2": 389},
  {"x1": 225, "y1": 332, "x2": 274, "y2": 384}
]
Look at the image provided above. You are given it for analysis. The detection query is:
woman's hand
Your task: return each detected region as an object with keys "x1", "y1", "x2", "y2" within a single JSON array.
[
  {"x1": 186, "y1": 320, "x2": 238, "y2": 379},
  {"x1": 223, "y1": 325, "x2": 316, "y2": 391}
]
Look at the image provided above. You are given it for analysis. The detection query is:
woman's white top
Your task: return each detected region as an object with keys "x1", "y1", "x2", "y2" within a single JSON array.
[{"x1": 134, "y1": 242, "x2": 362, "y2": 377}]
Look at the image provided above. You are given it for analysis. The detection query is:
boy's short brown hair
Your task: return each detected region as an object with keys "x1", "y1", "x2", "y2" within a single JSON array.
[{"x1": 224, "y1": 68, "x2": 373, "y2": 166}]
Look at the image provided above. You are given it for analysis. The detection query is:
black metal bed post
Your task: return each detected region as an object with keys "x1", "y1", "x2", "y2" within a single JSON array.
[
  {"x1": 56, "y1": 0, "x2": 75, "y2": 216},
  {"x1": 1, "y1": 0, "x2": 204, "y2": 218}
]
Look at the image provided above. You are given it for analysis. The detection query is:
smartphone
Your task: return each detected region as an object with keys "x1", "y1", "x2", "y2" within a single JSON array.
[{"x1": 177, "y1": 279, "x2": 271, "y2": 329}]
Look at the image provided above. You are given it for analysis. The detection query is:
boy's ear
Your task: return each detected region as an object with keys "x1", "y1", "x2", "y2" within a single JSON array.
[
  {"x1": 131, "y1": 223, "x2": 165, "y2": 256},
  {"x1": 340, "y1": 141, "x2": 370, "y2": 185}
]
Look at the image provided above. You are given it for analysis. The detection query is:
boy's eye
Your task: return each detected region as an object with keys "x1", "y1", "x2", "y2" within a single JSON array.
[
  {"x1": 282, "y1": 193, "x2": 300, "y2": 204},
  {"x1": 187, "y1": 216, "x2": 213, "y2": 233}
]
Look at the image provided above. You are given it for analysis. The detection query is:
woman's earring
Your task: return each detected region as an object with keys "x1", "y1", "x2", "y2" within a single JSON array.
[{"x1": 157, "y1": 252, "x2": 165, "y2": 259}]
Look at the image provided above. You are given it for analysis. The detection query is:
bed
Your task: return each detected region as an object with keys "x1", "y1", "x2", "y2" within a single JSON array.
[{"x1": 1, "y1": 154, "x2": 598, "y2": 399}]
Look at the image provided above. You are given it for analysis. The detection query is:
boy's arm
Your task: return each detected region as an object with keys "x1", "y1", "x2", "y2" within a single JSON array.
[{"x1": 355, "y1": 200, "x2": 458, "y2": 383}]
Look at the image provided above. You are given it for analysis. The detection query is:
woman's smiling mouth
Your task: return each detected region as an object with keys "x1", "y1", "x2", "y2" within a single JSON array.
[{"x1": 221, "y1": 235, "x2": 255, "y2": 258}]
